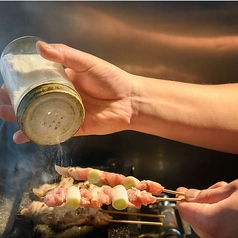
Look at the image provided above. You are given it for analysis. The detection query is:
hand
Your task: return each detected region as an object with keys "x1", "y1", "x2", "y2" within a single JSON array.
[
  {"x1": 176, "y1": 180, "x2": 238, "y2": 238},
  {"x1": 0, "y1": 41, "x2": 137, "y2": 143}
]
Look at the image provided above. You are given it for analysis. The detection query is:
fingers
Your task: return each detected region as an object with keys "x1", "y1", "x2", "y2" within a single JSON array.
[
  {"x1": 176, "y1": 187, "x2": 188, "y2": 194},
  {"x1": 1, "y1": 84, "x2": 6, "y2": 90},
  {"x1": 13, "y1": 130, "x2": 30, "y2": 144},
  {"x1": 208, "y1": 181, "x2": 228, "y2": 189},
  {"x1": 0, "y1": 104, "x2": 31, "y2": 144},
  {"x1": 36, "y1": 41, "x2": 102, "y2": 72},
  {"x1": 0, "y1": 85, "x2": 15, "y2": 122},
  {"x1": 176, "y1": 199, "x2": 212, "y2": 236},
  {"x1": 178, "y1": 182, "x2": 231, "y2": 204},
  {"x1": 0, "y1": 88, "x2": 11, "y2": 105},
  {"x1": 0, "y1": 105, "x2": 16, "y2": 122},
  {"x1": 177, "y1": 181, "x2": 230, "y2": 204}
]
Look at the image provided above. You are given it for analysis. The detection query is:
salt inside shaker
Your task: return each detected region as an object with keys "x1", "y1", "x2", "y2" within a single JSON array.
[{"x1": 0, "y1": 36, "x2": 85, "y2": 145}]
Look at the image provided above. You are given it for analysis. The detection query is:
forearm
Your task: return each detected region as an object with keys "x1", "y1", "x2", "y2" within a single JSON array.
[{"x1": 129, "y1": 75, "x2": 238, "y2": 154}]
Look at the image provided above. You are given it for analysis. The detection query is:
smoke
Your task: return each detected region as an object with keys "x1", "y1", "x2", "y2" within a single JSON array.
[{"x1": 0, "y1": 121, "x2": 73, "y2": 196}]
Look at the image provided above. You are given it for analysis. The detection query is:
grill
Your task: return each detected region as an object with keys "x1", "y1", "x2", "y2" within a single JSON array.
[
  {"x1": 2, "y1": 120, "x2": 237, "y2": 238},
  {"x1": 3, "y1": 192, "x2": 191, "y2": 238},
  {"x1": 0, "y1": 138, "x2": 193, "y2": 238}
]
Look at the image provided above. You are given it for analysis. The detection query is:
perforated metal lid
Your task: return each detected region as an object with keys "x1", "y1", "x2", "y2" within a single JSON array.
[{"x1": 17, "y1": 83, "x2": 85, "y2": 145}]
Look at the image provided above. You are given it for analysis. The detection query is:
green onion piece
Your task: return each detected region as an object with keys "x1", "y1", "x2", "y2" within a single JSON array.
[
  {"x1": 123, "y1": 176, "x2": 140, "y2": 189},
  {"x1": 65, "y1": 186, "x2": 81, "y2": 210},
  {"x1": 112, "y1": 185, "x2": 128, "y2": 210},
  {"x1": 87, "y1": 169, "x2": 103, "y2": 185}
]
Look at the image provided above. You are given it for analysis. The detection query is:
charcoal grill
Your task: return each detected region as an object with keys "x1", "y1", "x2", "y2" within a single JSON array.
[
  {"x1": 2, "y1": 188, "x2": 192, "y2": 238},
  {"x1": 0, "y1": 126, "x2": 194, "y2": 238},
  {"x1": 0, "y1": 122, "x2": 236, "y2": 238}
]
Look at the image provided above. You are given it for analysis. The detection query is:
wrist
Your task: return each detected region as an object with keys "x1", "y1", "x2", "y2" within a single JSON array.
[{"x1": 128, "y1": 75, "x2": 153, "y2": 132}]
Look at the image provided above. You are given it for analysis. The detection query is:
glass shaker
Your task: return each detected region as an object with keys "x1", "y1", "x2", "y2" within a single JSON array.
[{"x1": 0, "y1": 36, "x2": 85, "y2": 145}]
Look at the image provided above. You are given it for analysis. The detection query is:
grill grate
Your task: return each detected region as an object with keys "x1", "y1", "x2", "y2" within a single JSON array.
[{"x1": 0, "y1": 195, "x2": 21, "y2": 238}]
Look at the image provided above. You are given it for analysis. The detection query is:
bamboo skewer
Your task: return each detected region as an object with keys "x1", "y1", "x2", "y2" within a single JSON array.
[
  {"x1": 103, "y1": 210, "x2": 164, "y2": 227},
  {"x1": 162, "y1": 188, "x2": 185, "y2": 196},
  {"x1": 107, "y1": 219, "x2": 163, "y2": 226},
  {"x1": 102, "y1": 209, "x2": 165, "y2": 218},
  {"x1": 156, "y1": 197, "x2": 184, "y2": 202},
  {"x1": 104, "y1": 190, "x2": 184, "y2": 228}
]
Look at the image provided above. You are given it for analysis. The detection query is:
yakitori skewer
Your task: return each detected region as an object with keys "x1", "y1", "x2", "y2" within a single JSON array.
[
  {"x1": 156, "y1": 197, "x2": 183, "y2": 202},
  {"x1": 101, "y1": 209, "x2": 165, "y2": 218},
  {"x1": 55, "y1": 165, "x2": 186, "y2": 197},
  {"x1": 108, "y1": 219, "x2": 163, "y2": 226}
]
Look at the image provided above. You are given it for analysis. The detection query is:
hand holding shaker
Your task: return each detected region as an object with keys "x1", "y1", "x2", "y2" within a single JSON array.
[{"x1": 0, "y1": 36, "x2": 85, "y2": 145}]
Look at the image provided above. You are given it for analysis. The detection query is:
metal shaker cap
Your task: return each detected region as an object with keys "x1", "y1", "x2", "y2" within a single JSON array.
[{"x1": 17, "y1": 83, "x2": 85, "y2": 145}]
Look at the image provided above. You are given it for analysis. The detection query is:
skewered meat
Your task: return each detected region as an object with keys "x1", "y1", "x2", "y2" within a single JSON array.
[
  {"x1": 55, "y1": 165, "x2": 164, "y2": 194},
  {"x1": 135, "y1": 180, "x2": 164, "y2": 195},
  {"x1": 33, "y1": 177, "x2": 74, "y2": 197},
  {"x1": 20, "y1": 164, "x2": 168, "y2": 235},
  {"x1": 21, "y1": 201, "x2": 112, "y2": 228},
  {"x1": 33, "y1": 165, "x2": 163, "y2": 210},
  {"x1": 127, "y1": 188, "x2": 157, "y2": 209},
  {"x1": 55, "y1": 165, "x2": 126, "y2": 187},
  {"x1": 42, "y1": 182, "x2": 157, "y2": 210},
  {"x1": 44, "y1": 187, "x2": 66, "y2": 207}
]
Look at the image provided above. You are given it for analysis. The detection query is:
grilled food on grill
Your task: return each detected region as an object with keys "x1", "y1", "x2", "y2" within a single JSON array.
[
  {"x1": 55, "y1": 165, "x2": 164, "y2": 194},
  {"x1": 21, "y1": 201, "x2": 112, "y2": 228},
  {"x1": 20, "y1": 164, "x2": 179, "y2": 237}
]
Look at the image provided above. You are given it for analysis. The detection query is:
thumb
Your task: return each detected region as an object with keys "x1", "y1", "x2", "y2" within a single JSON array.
[{"x1": 185, "y1": 184, "x2": 231, "y2": 203}]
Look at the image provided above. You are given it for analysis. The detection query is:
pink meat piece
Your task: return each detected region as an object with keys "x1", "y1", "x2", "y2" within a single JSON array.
[
  {"x1": 100, "y1": 172, "x2": 126, "y2": 187},
  {"x1": 54, "y1": 165, "x2": 70, "y2": 177},
  {"x1": 98, "y1": 188, "x2": 111, "y2": 206},
  {"x1": 68, "y1": 167, "x2": 91, "y2": 181},
  {"x1": 127, "y1": 188, "x2": 157, "y2": 209},
  {"x1": 44, "y1": 187, "x2": 66, "y2": 207},
  {"x1": 127, "y1": 188, "x2": 142, "y2": 209},
  {"x1": 102, "y1": 186, "x2": 112, "y2": 205},
  {"x1": 80, "y1": 188, "x2": 92, "y2": 207},
  {"x1": 90, "y1": 186, "x2": 113, "y2": 208},
  {"x1": 139, "y1": 190, "x2": 157, "y2": 205},
  {"x1": 91, "y1": 187, "x2": 104, "y2": 208},
  {"x1": 136, "y1": 180, "x2": 164, "y2": 195}
]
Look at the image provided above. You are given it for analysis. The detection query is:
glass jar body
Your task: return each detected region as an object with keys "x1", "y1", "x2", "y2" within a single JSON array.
[{"x1": 0, "y1": 36, "x2": 85, "y2": 145}]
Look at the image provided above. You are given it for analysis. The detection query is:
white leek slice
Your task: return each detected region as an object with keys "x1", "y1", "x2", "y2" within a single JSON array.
[
  {"x1": 123, "y1": 176, "x2": 140, "y2": 189},
  {"x1": 65, "y1": 186, "x2": 81, "y2": 210},
  {"x1": 87, "y1": 169, "x2": 103, "y2": 186},
  {"x1": 112, "y1": 185, "x2": 128, "y2": 210}
]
